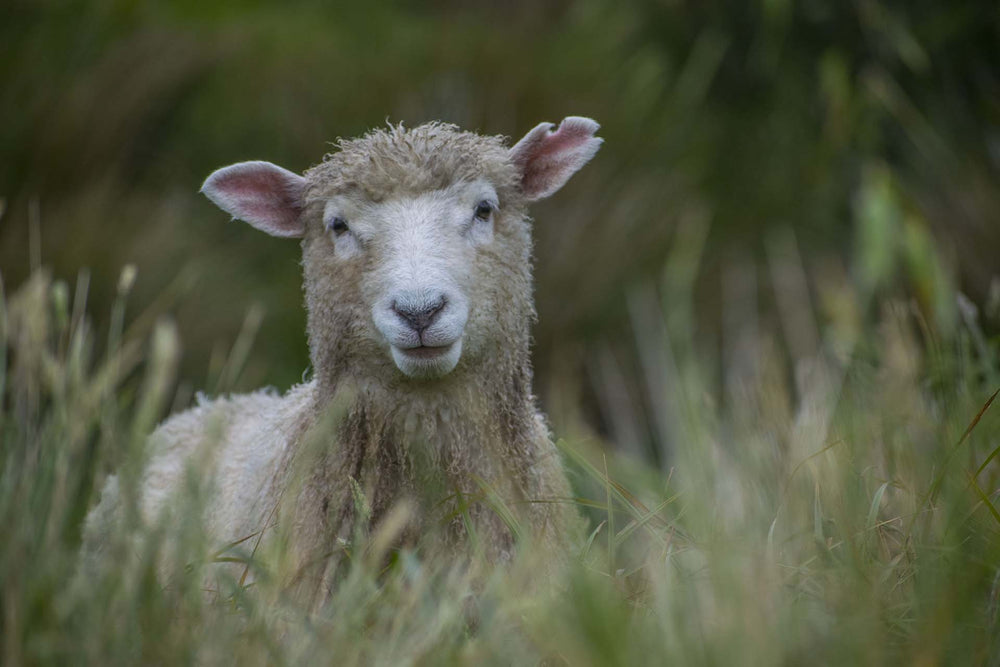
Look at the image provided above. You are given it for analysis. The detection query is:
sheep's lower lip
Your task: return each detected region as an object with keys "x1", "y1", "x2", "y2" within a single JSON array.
[
  {"x1": 397, "y1": 343, "x2": 454, "y2": 359},
  {"x1": 389, "y1": 339, "x2": 462, "y2": 379}
]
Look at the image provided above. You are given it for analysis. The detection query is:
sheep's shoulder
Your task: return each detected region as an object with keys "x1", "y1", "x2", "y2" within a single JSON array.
[
  {"x1": 80, "y1": 383, "x2": 316, "y2": 577},
  {"x1": 83, "y1": 385, "x2": 300, "y2": 536},
  {"x1": 145, "y1": 383, "x2": 315, "y2": 530}
]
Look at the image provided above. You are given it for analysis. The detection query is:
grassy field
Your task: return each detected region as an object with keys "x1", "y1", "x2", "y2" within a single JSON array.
[
  {"x1": 2, "y1": 4, "x2": 998, "y2": 663},
  {"x1": 2, "y1": 258, "x2": 998, "y2": 666}
]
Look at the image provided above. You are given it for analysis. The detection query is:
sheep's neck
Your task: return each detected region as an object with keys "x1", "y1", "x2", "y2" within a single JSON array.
[{"x1": 306, "y1": 363, "x2": 541, "y2": 553}]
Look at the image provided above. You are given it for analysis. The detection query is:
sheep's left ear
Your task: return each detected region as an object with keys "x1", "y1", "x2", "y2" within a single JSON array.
[
  {"x1": 201, "y1": 161, "x2": 307, "y2": 238},
  {"x1": 509, "y1": 116, "x2": 603, "y2": 201}
]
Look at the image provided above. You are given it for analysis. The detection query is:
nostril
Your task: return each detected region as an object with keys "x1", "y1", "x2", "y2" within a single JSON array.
[
  {"x1": 428, "y1": 296, "x2": 446, "y2": 318},
  {"x1": 392, "y1": 295, "x2": 447, "y2": 333}
]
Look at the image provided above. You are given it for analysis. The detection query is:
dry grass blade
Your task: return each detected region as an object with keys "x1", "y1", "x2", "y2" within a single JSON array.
[
  {"x1": 913, "y1": 387, "x2": 1000, "y2": 532},
  {"x1": 557, "y1": 439, "x2": 687, "y2": 541},
  {"x1": 974, "y1": 443, "x2": 1000, "y2": 480},
  {"x1": 967, "y1": 473, "x2": 1000, "y2": 527},
  {"x1": 472, "y1": 475, "x2": 525, "y2": 545}
]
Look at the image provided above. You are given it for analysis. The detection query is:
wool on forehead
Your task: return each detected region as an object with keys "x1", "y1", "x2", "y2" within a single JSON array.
[{"x1": 304, "y1": 122, "x2": 522, "y2": 203}]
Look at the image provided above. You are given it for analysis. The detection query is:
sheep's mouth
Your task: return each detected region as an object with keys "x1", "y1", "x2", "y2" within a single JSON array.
[
  {"x1": 398, "y1": 344, "x2": 453, "y2": 360},
  {"x1": 389, "y1": 339, "x2": 463, "y2": 379}
]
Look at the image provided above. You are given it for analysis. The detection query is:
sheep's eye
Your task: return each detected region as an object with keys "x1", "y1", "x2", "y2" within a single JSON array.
[
  {"x1": 327, "y1": 217, "x2": 349, "y2": 236},
  {"x1": 474, "y1": 200, "x2": 494, "y2": 221}
]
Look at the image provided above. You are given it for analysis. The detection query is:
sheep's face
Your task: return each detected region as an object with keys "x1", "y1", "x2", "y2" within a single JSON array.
[
  {"x1": 201, "y1": 118, "x2": 602, "y2": 387},
  {"x1": 311, "y1": 178, "x2": 517, "y2": 380}
]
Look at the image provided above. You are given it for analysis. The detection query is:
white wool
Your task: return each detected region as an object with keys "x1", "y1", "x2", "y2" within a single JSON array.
[{"x1": 81, "y1": 383, "x2": 315, "y2": 572}]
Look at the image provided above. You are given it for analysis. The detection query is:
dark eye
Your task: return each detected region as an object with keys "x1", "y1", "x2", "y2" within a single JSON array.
[
  {"x1": 474, "y1": 200, "x2": 494, "y2": 221},
  {"x1": 327, "y1": 217, "x2": 349, "y2": 235}
]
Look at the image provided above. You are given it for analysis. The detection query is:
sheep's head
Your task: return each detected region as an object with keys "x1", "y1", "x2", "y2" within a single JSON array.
[{"x1": 201, "y1": 118, "x2": 601, "y2": 385}]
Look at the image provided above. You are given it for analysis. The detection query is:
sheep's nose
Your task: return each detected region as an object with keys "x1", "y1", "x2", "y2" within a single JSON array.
[{"x1": 392, "y1": 295, "x2": 446, "y2": 333}]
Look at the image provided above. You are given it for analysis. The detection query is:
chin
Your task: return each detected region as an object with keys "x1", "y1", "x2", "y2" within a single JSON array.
[{"x1": 390, "y1": 339, "x2": 463, "y2": 379}]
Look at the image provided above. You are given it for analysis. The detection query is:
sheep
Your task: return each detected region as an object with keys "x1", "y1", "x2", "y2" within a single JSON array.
[{"x1": 82, "y1": 116, "x2": 603, "y2": 602}]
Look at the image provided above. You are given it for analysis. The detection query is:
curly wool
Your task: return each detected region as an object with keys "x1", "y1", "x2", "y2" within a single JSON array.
[{"x1": 304, "y1": 122, "x2": 522, "y2": 203}]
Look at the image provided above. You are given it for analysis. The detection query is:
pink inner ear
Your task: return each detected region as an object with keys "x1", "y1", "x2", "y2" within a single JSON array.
[
  {"x1": 527, "y1": 119, "x2": 597, "y2": 161},
  {"x1": 221, "y1": 170, "x2": 301, "y2": 224},
  {"x1": 202, "y1": 161, "x2": 306, "y2": 238},
  {"x1": 511, "y1": 117, "x2": 602, "y2": 201}
]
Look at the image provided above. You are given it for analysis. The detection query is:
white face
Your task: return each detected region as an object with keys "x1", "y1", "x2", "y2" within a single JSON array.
[
  {"x1": 322, "y1": 180, "x2": 500, "y2": 379},
  {"x1": 202, "y1": 118, "x2": 601, "y2": 387}
]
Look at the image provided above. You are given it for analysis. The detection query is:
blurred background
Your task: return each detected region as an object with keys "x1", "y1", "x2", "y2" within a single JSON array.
[{"x1": 2, "y1": 0, "x2": 998, "y2": 466}]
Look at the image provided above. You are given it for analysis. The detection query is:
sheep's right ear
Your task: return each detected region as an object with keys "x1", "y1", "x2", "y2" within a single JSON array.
[{"x1": 201, "y1": 161, "x2": 307, "y2": 238}]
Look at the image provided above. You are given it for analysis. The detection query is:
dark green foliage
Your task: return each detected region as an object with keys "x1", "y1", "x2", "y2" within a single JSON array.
[
  {"x1": 1, "y1": 2, "x2": 999, "y2": 664},
  {"x1": 2, "y1": 1, "x2": 997, "y2": 414}
]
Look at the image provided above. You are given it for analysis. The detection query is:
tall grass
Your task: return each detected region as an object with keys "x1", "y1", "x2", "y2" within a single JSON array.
[
  {"x1": 3, "y1": 1, "x2": 998, "y2": 662},
  {"x1": 1, "y1": 260, "x2": 998, "y2": 665}
]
